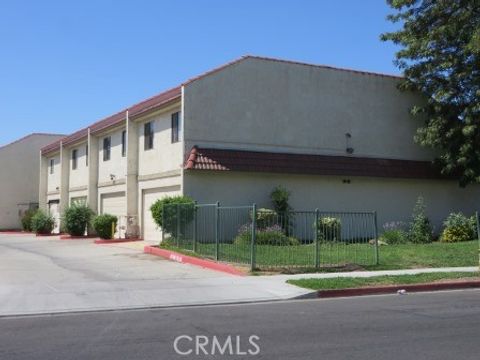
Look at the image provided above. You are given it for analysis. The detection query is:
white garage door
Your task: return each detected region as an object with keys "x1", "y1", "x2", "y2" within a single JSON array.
[
  {"x1": 142, "y1": 186, "x2": 180, "y2": 244},
  {"x1": 100, "y1": 192, "x2": 126, "y2": 238},
  {"x1": 48, "y1": 201, "x2": 60, "y2": 234}
]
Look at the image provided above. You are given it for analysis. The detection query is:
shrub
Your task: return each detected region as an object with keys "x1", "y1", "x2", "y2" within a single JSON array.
[
  {"x1": 63, "y1": 204, "x2": 94, "y2": 236},
  {"x1": 150, "y1": 196, "x2": 195, "y2": 235},
  {"x1": 252, "y1": 208, "x2": 278, "y2": 229},
  {"x1": 441, "y1": 213, "x2": 477, "y2": 243},
  {"x1": 21, "y1": 209, "x2": 36, "y2": 232},
  {"x1": 93, "y1": 214, "x2": 118, "y2": 239},
  {"x1": 234, "y1": 224, "x2": 299, "y2": 246},
  {"x1": 270, "y1": 186, "x2": 291, "y2": 214},
  {"x1": 380, "y1": 221, "x2": 408, "y2": 244},
  {"x1": 408, "y1": 197, "x2": 433, "y2": 243},
  {"x1": 315, "y1": 217, "x2": 341, "y2": 242},
  {"x1": 31, "y1": 210, "x2": 55, "y2": 234}
]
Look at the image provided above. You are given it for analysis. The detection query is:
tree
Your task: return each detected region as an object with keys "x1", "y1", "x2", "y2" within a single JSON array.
[{"x1": 381, "y1": 0, "x2": 480, "y2": 186}]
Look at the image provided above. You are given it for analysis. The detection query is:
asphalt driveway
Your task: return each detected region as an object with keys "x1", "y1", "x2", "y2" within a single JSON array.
[{"x1": 0, "y1": 234, "x2": 309, "y2": 316}]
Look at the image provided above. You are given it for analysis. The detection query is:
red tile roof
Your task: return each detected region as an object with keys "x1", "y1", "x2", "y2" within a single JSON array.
[
  {"x1": 41, "y1": 55, "x2": 402, "y2": 155},
  {"x1": 185, "y1": 147, "x2": 446, "y2": 180}
]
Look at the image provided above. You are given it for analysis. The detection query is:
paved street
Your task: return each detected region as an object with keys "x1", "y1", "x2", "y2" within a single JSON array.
[
  {"x1": 1, "y1": 289, "x2": 480, "y2": 359},
  {"x1": 0, "y1": 234, "x2": 309, "y2": 316}
]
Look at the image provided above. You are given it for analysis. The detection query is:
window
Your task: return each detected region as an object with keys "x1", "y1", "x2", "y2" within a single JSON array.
[
  {"x1": 103, "y1": 137, "x2": 111, "y2": 161},
  {"x1": 121, "y1": 130, "x2": 126, "y2": 157},
  {"x1": 72, "y1": 149, "x2": 78, "y2": 170},
  {"x1": 49, "y1": 159, "x2": 54, "y2": 174},
  {"x1": 171, "y1": 112, "x2": 180, "y2": 143},
  {"x1": 144, "y1": 122, "x2": 154, "y2": 150},
  {"x1": 86, "y1": 144, "x2": 88, "y2": 166}
]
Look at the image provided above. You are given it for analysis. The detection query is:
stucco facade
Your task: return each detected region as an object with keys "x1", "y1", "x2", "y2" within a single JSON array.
[
  {"x1": 39, "y1": 56, "x2": 480, "y2": 239},
  {"x1": 0, "y1": 133, "x2": 64, "y2": 229}
]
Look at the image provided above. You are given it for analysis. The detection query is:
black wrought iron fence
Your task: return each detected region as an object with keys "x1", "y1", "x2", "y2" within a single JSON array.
[{"x1": 161, "y1": 203, "x2": 379, "y2": 270}]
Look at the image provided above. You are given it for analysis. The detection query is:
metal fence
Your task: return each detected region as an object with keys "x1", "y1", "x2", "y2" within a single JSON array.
[{"x1": 161, "y1": 203, "x2": 379, "y2": 270}]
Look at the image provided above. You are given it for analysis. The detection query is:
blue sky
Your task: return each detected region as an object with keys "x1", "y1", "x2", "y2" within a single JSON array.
[{"x1": 0, "y1": 0, "x2": 400, "y2": 145}]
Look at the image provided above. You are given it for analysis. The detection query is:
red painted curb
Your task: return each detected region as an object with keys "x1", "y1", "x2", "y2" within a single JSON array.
[
  {"x1": 316, "y1": 280, "x2": 480, "y2": 298},
  {"x1": 59, "y1": 235, "x2": 97, "y2": 240},
  {"x1": 94, "y1": 238, "x2": 142, "y2": 244},
  {"x1": 144, "y1": 246, "x2": 246, "y2": 276},
  {"x1": 36, "y1": 233, "x2": 61, "y2": 237}
]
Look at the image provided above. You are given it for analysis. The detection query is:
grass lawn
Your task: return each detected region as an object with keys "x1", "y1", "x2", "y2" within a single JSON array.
[
  {"x1": 162, "y1": 239, "x2": 479, "y2": 271},
  {"x1": 287, "y1": 272, "x2": 480, "y2": 290}
]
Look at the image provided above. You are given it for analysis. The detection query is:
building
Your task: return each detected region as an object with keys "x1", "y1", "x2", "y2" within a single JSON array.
[
  {"x1": 39, "y1": 55, "x2": 480, "y2": 241},
  {"x1": 0, "y1": 133, "x2": 65, "y2": 230}
]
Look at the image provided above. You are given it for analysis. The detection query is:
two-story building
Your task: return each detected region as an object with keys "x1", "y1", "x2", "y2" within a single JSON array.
[{"x1": 39, "y1": 55, "x2": 480, "y2": 240}]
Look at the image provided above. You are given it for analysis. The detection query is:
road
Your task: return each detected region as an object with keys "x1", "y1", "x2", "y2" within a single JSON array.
[{"x1": 1, "y1": 290, "x2": 480, "y2": 360}]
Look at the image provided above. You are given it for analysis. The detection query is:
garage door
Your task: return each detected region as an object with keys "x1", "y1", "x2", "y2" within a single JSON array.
[
  {"x1": 48, "y1": 201, "x2": 60, "y2": 234},
  {"x1": 100, "y1": 192, "x2": 126, "y2": 238},
  {"x1": 142, "y1": 186, "x2": 180, "y2": 244}
]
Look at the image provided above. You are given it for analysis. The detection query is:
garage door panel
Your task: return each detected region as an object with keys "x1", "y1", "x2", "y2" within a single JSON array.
[
  {"x1": 142, "y1": 186, "x2": 180, "y2": 243},
  {"x1": 100, "y1": 192, "x2": 126, "y2": 238}
]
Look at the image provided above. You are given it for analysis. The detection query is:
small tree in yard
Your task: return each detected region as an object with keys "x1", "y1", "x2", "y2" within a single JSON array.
[
  {"x1": 408, "y1": 197, "x2": 433, "y2": 243},
  {"x1": 270, "y1": 186, "x2": 292, "y2": 235},
  {"x1": 150, "y1": 196, "x2": 195, "y2": 238},
  {"x1": 63, "y1": 204, "x2": 94, "y2": 236}
]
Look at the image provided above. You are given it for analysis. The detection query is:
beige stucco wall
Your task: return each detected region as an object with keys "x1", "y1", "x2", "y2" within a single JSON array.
[
  {"x1": 183, "y1": 171, "x2": 480, "y2": 233},
  {"x1": 68, "y1": 142, "x2": 88, "y2": 189},
  {"x1": 183, "y1": 57, "x2": 433, "y2": 161},
  {"x1": 98, "y1": 127, "x2": 127, "y2": 184},
  {"x1": 0, "y1": 134, "x2": 64, "y2": 229},
  {"x1": 137, "y1": 106, "x2": 183, "y2": 177}
]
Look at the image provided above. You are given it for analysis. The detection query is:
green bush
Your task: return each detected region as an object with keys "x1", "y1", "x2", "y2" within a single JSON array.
[
  {"x1": 234, "y1": 224, "x2": 299, "y2": 246},
  {"x1": 252, "y1": 208, "x2": 278, "y2": 229},
  {"x1": 380, "y1": 221, "x2": 408, "y2": 244},
  {"x1": 150, "y1": 196, "x2": 195, "y2": 235},
  {"x1": 270, "y1": 186, "x2": 292, "y2": 214},
  {"x1": 31, "y1": 210, "x2": 55, "y2": 234},
  {"x1": 441, "y1": 213, "x2": 477, "y2": 243},
  {"x1": 315, "y1": 217, "x2": 341, "y2": 242},
  {"x1": 408, "y1": 197, "x2": 433, "y2": 243},
  {"x1": 93, "y1": 214, "x2": 118, "y2": 239},
  {"x1": 63, "y1": 204, "x2": 94, "y2": 236},
  {"x1": 21, "y1": 209, "x2": 36, "y2": 232}
]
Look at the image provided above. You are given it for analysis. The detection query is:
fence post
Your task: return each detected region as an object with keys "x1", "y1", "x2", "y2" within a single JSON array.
[
  {"x1": 251, "y1": 203, "x2": 257, "y2": 271},
  {"x1": 476, "y1": 211, "x2": 480, "y2": 271},
  {"x1": 215, "y1": 201, "x2": 220, "y2": 261},
  {"x1": 373, "y1": 211, "x2": 379, "y2": 265},
  {"x1": 315, "y1": 208, "x2": 319, "y2": 268},
  {"x1": 176, "y1": 203, "x2": 180, "y2": 247},
  {"x1": 193, "y1": 202, "x2": 197, "y2": 253}
]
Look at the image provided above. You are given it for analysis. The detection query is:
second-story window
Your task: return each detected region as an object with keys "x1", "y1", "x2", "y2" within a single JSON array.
[
  {"x1": 72, "y1": 149, "x2": 78, "y2": 170},
  {"x1": 103, "y1": 137, "x2": 111, "y2": 161},
  {"x1": 121, "y1": 130, "x2": 126, "y2": 157},
  {"x1": 86, "y1": 144, "x2": 88, "y2": 166},
  {"x1": 144, "y1": 122, "x2": 154, "y2": 150},
  {"x1": 50, "y1": 159, "x2": 54, "y2": 174},
  {"x1": 171, "y1": 112, "x2": 179, "y2": 143}
]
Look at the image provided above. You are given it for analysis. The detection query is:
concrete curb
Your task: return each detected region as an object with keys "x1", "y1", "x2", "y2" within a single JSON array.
[
  {"x1": 95, "y1": 238, "x2": 142, "y2": 244},
  {"x1": 144, "y1": 246, "x2": 246, "y2": 276},
  {"x1": 316, "y1": 280, "x2": 480, "y2": 298},
  {"x1": 59, "y1": 235, "x2": 97, "y2": 240}
]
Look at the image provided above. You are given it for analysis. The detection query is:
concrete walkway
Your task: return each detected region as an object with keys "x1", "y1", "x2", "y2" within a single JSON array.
[{"x1": 0, "y1": 234, "x2": 308, "y2": 316}]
